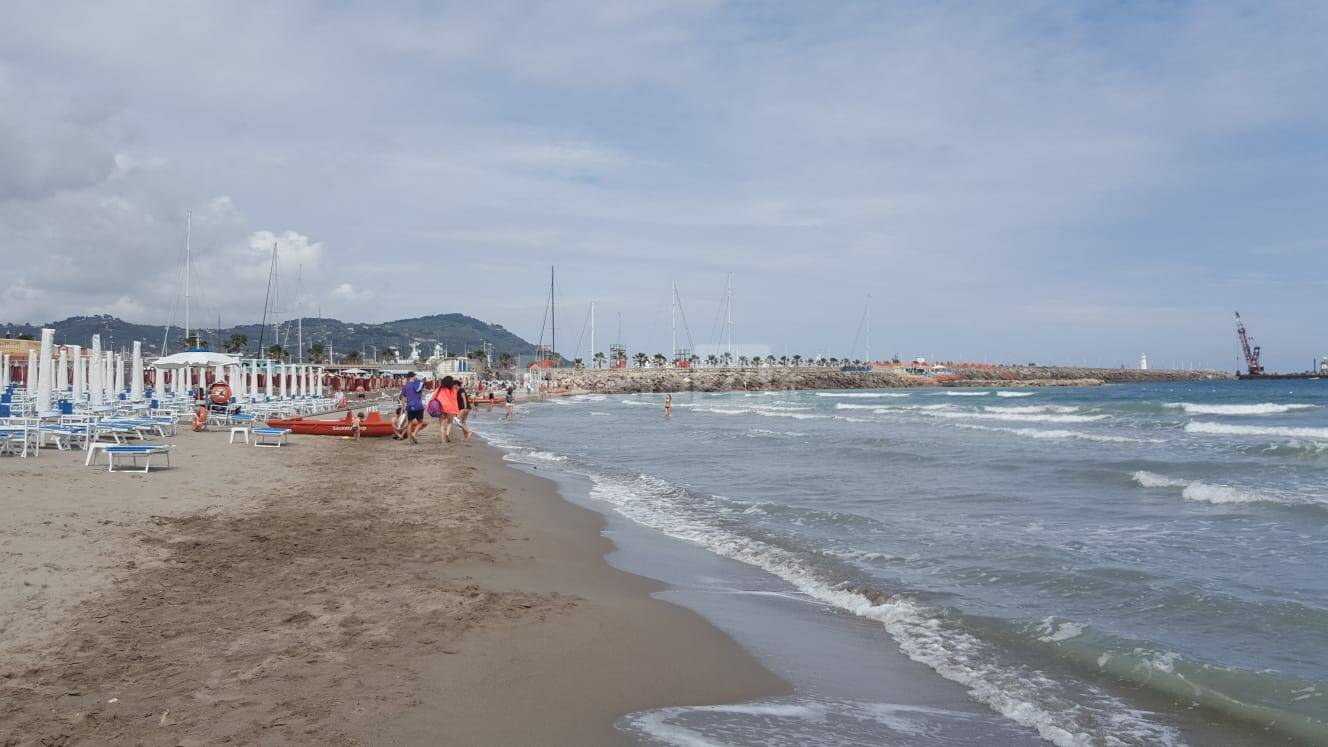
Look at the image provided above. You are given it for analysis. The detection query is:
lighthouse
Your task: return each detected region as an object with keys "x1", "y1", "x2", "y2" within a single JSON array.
[{"x1": 1139, "y1": 353, "x2": 1148, "y2": 370}]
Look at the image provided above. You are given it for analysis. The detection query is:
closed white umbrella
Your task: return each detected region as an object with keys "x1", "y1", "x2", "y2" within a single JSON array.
[
  {"x1": 131, "y1": 342, "x2": 144, "y2": 401},
  {"x1": 57, "y1": 347, "x2": 68, "y2": 395},
  {"x1": 69, "y1": 346, "x2": 82, "y2": 402},
  {"x1": 247, "y1": 360, "x2": 256, "y2": 396},
  {"x1": 277, "y1": 363, "x2": 286, "y2": 398},
  {"x1": 295, "y1": 365, "x2": 304, "y2": 397},
  {"x1": 1, "y1": 353, "x2": 9, "y2": 388},
  {"x1": 35, "y1": 328, "x2": 54, "y2": 413},
  {"x1": 153, "y1": 364, "x2": 164, "y2": 401},
  {"x1": 264, "y1": 360, "x2": 273, "y2": 398},
  {"x1": 89, "y1": 335, "x2": 103, "y2": 405},
  {"x1": 112, "y1": 352, "x2": 124, "y2": 399},
  {"x1": 26, "y1": 350, "x2": 37, "y2": 392},
  {"x1": 314, "y1": 367, "x2": 322, "y2": 396}
]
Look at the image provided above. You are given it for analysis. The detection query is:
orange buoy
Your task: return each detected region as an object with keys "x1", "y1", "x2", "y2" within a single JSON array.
[{"x1": 208, "y1": 382, "x2": 233, "y2": 405}]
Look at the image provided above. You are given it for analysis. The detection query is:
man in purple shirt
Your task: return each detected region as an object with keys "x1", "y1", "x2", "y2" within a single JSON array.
[{"x1": 399, "y1": 371, "x2": 426, "y2": 444}]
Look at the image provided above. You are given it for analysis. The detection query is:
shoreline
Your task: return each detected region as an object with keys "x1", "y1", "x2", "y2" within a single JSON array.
[{"x1": 0, "y1": 424, "x2": 785, "y2": 744}]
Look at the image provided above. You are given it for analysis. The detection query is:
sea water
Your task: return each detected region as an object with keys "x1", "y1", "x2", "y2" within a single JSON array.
[{"x1": 484, "y1": 381, "x2": 1328, "y2": 745}]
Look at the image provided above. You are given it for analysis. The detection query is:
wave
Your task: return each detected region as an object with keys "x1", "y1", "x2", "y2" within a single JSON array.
[
  {"x1": 928, "y1": 390, "x2": 990, "y2": 396},
  {"x1": 926, "y1": 410, "x2": 1110, "y2": 424},
  {"x1": 1132, "y1": 470, "x2": 1299, "y2": 505},
  {"x1": 1185, "y1": 421, "x2": 1328, "y2": 439},
  {"x1": 981, "y1": 405, "x2": 1081, "y2": 414},
  {"x1": 996, "y1": 391, "x2": 1036, "y2": 398},
  {"x1": 586, "y1": 472, "x2": 1181, "y2": 746},
  {"x1": 620, "y1": 400, "x2": 655, "y2": 406},
  {"x1": 502, "y1": 449, "x2": 568, "y2": 464},
  {"x1": 815, "y1": 392, "x2": 912, "y2": 398},
  {"x1": 835, "y1": 403, "x2": 887, "y2": 410},
  {"x1": 1166, "y1": 402, "x2": 1319, "y2": 415},
  {"x1": 1259, "y1": 440, "x2": 1328, "y2": 458},
  {"x1": 744, "y1": 429, "x2": 807, "y2": 439},
  {"x1": 955, "y1": 424, "x2": 1158, "y2": 444},
  {"x1": 695, "y1": 407, "x2": 749, "y2": 415}
]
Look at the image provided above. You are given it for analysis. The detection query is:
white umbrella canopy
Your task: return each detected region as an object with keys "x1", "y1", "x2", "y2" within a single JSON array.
[
  {"x1": 152, "y1": 351, "x2": 241, "y2": 370},
  {"x1": 339, "y1": 368, "x2": 369, "y2": 375}
]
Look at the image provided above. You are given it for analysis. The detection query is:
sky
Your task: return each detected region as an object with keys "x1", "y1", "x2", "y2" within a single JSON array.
[{"x1": 1, "y1": 1, "x2": 1325, "y2": 370}]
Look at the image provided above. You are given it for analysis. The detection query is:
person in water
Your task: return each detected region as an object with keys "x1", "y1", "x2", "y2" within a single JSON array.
[
  {"x1": 664, "y1": 394, "x2": 672, "y2": 417},
  {"x1": 399, "y1": 371, "x2": 426, "y2": 445},
  {"x1": 504, "y1": 384, "x2": 515, "y2": 420}
]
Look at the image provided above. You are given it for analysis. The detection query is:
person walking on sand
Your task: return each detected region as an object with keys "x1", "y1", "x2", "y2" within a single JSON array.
[
  {"x1": 664, "y1": 394, "x2": 672, "y2": 417},
  {"x1": 351, "y1": 411, "x2": 366, "y2": 440},
  {"x1": 429, "y1": 375, "x2": 464, "y2": 443},
  {"x1": 456, "y1": 382, "x2": 473, "y2": 439},
  {"x1": 399, "y1": 371, "x2": 426, "y2": 444}
]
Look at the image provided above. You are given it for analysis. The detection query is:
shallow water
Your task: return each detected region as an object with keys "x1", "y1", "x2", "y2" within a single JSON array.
[{"x1": 486, "y1": 381, "x2": 1328, "y2": 745}]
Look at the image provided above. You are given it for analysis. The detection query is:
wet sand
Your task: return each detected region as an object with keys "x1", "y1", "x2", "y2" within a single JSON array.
[{"x1": 0, "y1": 425, "x2": 785, "y2": 744}]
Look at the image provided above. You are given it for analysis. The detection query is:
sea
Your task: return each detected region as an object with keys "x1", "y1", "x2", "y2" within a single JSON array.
[{"x1": 478, "y1": 381, "x2": 1328, "y2": 746}]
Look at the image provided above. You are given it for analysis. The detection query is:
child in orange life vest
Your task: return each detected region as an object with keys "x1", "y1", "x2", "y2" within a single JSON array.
[{"x1": 192, "y1": 405, "x2": 208, "y2": 432}]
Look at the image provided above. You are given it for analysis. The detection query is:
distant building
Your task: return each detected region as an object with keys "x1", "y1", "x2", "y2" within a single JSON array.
[{"x1": 1140, "y1": 353, "x2": 1149, "y2": 370}]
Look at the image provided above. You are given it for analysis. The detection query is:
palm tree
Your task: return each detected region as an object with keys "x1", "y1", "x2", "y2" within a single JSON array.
[
  {"x1": 307, "y1": 342, "x2": 327, "y2": 363},
  {"x1": 706, "y1": 354, "x2": 718, "y2": 367},
  {"x1": 652, "y1": 353, "x2": 667, "y2": 367},
  {"x1": 267, "y1": 344, "x2": 286, "y2": 361},
  {"x1": 792, "y1": 354, "x2": 802, "y2": 367},
  {"x1": 779, "y1": 355, "x2": 789, "y2": 366},
  {"x1": 573, "y1": 358, "x2": 584, "y2": 369},
  {"x1": 766, "y1": 354, "x2": 776, "y2": 366},
  {"x1": 344, "y1": 351, "x2": 363, "y2": 365},
  {"x1": 223, "y1": 333, "x2": 248, "y2": 354},
  {"x1": 738, "y1": 355, "x2": 749, "y2": 367},
  {"x1": 593, "y1": 351, "x2": 606, "y2": 369},
  {"x1": 722, "y1": 352, "x2": 733, "y2": 367},
  {"x1": 633, "y1": 352, "x2": 649, "y2": 368},
  {"x1": 498, "y1": 352, "x2": 515, "y2": 369},
  {"x1": 689, "y1": 354, "x2": 700, "y2": 367},
  {"x1": 383, "y1": 347, "x2": 398, "y2": 363}
]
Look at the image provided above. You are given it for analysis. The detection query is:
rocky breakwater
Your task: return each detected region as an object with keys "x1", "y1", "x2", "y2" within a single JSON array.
[
  {"x1": 548, "y1": 365, "x2": 1233, "y2": 394},
  {"x1": 550, "y1": 367, "x2": 919, "y2": 394},
  {"x1": 950, "y1": 366, "x2": 1232, "y2": 386}
]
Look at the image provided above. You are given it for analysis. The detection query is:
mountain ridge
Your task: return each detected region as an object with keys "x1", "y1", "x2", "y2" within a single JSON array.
[{"x1": 0, "y1": 313, "x2": 538, "y2": 361}]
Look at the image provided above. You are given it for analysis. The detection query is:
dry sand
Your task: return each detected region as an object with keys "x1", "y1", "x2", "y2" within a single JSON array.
[{"x1": 0, "y1": 423, "x2": 784, "y2": 744}]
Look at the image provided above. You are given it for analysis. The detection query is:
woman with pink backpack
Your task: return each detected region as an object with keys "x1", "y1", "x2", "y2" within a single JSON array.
[{"x1": 427, "y1": 376, "x2": 470, "y2": 443}]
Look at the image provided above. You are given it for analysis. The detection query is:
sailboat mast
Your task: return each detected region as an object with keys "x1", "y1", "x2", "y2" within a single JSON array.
[
  {"x1": 550, "y1": 266, "x2": 556, "y2": 367},
  {"x1": 184, "y1": 209, "x2": 192, "y2": 345},
  {"x1": 590, "y1": 301, "x2": 595, "y2": 368},
  {"x1": 296, "y1": 264, "x2": 303, "y2": 363},
  {"x1": 671, "y1": 282, "x2": 677, "y2": 365},
  {"x1": 866, "y1": 293, "x2": 871, "y2": 364}
]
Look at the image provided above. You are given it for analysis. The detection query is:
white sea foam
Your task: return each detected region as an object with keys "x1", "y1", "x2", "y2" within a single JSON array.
[
  {"x1": 926, "y1": 410, "x2": 1110, "y2": 424},
  {"x1": 815, "y1": 392, "x2": 912, "y2": 398},
  {"x1": 982, "y1": 405, "x2": 1081, "y2": 414},
  {"x1": 929, "y1": 390, "x2": 990, "y2": 396},
  {"x1": 956, "y1": 424, "x2": 1156, "y2": 444},
  {"x1": 756, "y1": 410, "x2": 829, "y2": 420},
  {"x1": 503, "y1": 450, "x2": 567, "y2": 464},
  {"x1": 835, "y1": 403, "x2": 886, "y2": 410},
  {"x1": 745, "y1": 428, "x2": 806, "y2": 438},
  {"x1": 1036, "y1": 618, "x2": 1086, "y2": 643},
  {"x1": 1133, "y1": 470, "x2": 1296, "y2": 505},
  {"x1": 996, "y1": 391, "x2": 1036, "y2": 398},
  {"x1": 620, "y1": 400, "x2": 655, "y2": 406},
  {"x1": 1132, "y1": 471, "x2": 1190, "y2": 488},
  {"x1": 696, "y1": 407, "x2": 749, "y2": 415},
  {"x1": 1185, "y1": 421, "x2": 1328, "y2": 439},
  {"x1": 1166, "y1": 402, "x2": 1318, "y2": 415},
  {"x1": 587, "y1": 473, "x2": 1180, "y2": 747}
]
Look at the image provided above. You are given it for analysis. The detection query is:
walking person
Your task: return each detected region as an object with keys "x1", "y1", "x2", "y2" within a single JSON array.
[
  {"x1": 399, "y1": 371, "x2": 426, "y2": 445},
  {"x1": 456, "y1": 382, "x2": 473, "y2": 440},
  {"x1": 504, "y1": 384, "x2": 515, "y2": 420}
]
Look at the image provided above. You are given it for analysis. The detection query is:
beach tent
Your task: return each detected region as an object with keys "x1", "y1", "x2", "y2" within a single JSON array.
[{"x1": 131, "y1": 342, "x2": 144, "y2": 401}]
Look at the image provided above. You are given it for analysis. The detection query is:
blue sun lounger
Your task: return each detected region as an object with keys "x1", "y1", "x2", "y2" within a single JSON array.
[
  {"x1": 104, "y1": 444, "x2": 175, "y2": 473},
  {"x1": 252, "y1": 427, "x2": 291, "y2": 448}
]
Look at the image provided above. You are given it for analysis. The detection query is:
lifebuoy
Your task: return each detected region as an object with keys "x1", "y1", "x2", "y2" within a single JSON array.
[{"x1": 208, "y1": 382, "x2": 233, "y2": 405}]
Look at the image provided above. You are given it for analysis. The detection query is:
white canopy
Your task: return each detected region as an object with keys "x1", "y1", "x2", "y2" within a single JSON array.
[
  {"x1": 339, "y1": 368, "x2": 369, "y2": 375},
  {"x1": 152, "y1": 351, "x2": 241, "y2": 370}
]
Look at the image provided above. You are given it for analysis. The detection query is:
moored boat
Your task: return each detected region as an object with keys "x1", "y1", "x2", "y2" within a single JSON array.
[{"x1": 266, "y1": 410, "x2": 418, "y2": 437}]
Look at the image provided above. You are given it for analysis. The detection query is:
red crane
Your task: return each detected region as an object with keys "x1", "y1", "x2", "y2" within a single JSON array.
[{"x1": 1235, "y1": 312, "x2": 1263, "y2": 375}]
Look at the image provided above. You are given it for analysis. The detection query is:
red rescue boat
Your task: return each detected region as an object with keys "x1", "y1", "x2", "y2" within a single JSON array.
[{"x1": 265, "y1": 410, "x2": 423, "y2": 437}]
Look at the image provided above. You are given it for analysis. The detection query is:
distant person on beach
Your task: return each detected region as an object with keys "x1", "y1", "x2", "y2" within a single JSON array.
[
  {"x1": 351, "y1": 411, "x2": 365, "y2": 440},
  {"x1": 392, "y1": 405, "x2": 408, "y2": 440},
  {"x1": 333, "y1": 388, "x2": 348, "y2": 409},
  {"x1": 664, "y1": 394, "x2": 672, "y2": 417},
  {"x1": 429, "y1": 375, "x2": 465, "y2": 443},
  {"x1": 399, "y1": 371, "x2": 425, "y2": 445},
  {"x1": 504, "y1": 385, "x2": 515, "y2": 420}
]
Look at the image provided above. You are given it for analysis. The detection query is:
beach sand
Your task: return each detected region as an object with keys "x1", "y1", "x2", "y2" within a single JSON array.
[{"x1": 0, "y1": 426, "x2": 785, "y2": 744}]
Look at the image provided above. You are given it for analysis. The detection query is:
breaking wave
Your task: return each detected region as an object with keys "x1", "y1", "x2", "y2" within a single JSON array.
[
  {"x1": 1132, "y1": 471, "x2": 1300, "y2": 505},
  {"x1": 1166, "y1": 402, "x2": 1318, "y2": 416},
  {"x1": 1185, "y1": 422, "x2": 1328, "y2": 439}
]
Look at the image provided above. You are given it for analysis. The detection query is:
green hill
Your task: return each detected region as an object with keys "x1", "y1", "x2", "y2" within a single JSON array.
[{"x1": 0, "y1": 313, "x2": 539, "y2": 362}]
